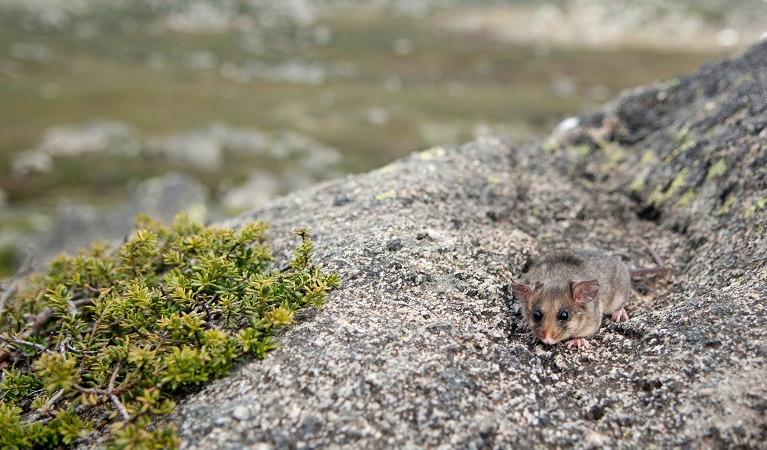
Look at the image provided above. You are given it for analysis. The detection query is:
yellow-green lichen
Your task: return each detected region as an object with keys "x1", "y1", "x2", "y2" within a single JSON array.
[
  {"x1": 679, "y1": 189, "x2": 696, "y2": 208},
  {"x1": 573, "y1": 144, "x2": 591, "y2": 156},
  {"x1": 628, "y1": 151, "x2": 657, "y2": 193},
  {"x1": 679, "y1": 138, "x2": 697, "y2": 152},
  {"x1": 640, "y1": 149, "x2": 658, "y2": 165},
  {"x1": 665, "y1": 141, "x2": 696, "y2": 164},
  {"x1": 375, "y1": 189, "x2": 398, "y2": 201},
  {"x1": 543, "y1": 138, "x2": 560, "y2": 153},
  {"x1": 665, "y1": 130, "x2": 697, "y2": 164},
  {"x1": 658, "y1": 77, "x2": 680, "y2": 91},
  {"x1": 649, "y1": 168, "x2": 689, "y2": 207},
  {"x1": 717, "y1": 196, "x2": 737, "y2": 216},
  {"x1": 376, "y1": 162, "x2": 398, "y2": 174},
  {"x1": 668, "y1": 169, "x2": 689, "y2": 196},
  {"x1": 706, "y1": 159, "x2": 727, "y2": 180},
  {"x1": 743, "y1": 197, "x2": 767, "y2": 219},
  {"x1": 599, "y1": 141, "x2": 627, "y2": 171},
  {"x1": 647, "y1": 186, "x2": 665, "y2": 206},
  {"x1": 628, "y1": 174, "x2": 647, "y2": 194},
  {"x1": 417, "y1": 146, "x2": 446, "y2": 161}
]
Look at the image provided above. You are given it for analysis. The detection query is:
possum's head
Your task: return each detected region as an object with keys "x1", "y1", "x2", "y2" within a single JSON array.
[{"x1": 512, "y1": 279, "x2": 600, "y2": 345}]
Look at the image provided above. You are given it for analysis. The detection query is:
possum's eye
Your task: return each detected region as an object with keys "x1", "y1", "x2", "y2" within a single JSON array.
[
  {"x1": 533, "y1": 310, "x2": 543, "y2": 322},
  {"x1": 557, "y1": 310, "x2": 569, "y2": 321}
]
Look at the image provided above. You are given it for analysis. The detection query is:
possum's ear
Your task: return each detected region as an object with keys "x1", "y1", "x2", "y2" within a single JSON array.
[
  {"x1": 511, "y1": 282, "x2": 541, "y2": 303},
  {"x1": 571, "y1": 279, "x2": 599, "y2": 304}
]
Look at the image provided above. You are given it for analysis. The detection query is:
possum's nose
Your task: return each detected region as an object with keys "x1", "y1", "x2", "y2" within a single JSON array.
[{"x1": 542, "y1": 334, "x2": 556, "y2": 345}]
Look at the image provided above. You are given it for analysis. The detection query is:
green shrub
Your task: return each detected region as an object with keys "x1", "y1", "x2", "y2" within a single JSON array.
[{"x1": 0, "y1": 214, "x2": 339, "y2": 449}]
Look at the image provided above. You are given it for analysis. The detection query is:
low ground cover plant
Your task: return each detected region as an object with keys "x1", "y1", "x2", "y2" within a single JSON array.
[{"x1": 0, "y1": 214, "x2": 339, "y2": 449}]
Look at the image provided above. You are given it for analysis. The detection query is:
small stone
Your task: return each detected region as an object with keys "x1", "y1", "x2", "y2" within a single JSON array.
[
  {"x1": 584, "y1": 429, "x2": 609, "y2": 447},
  {"x1": 232, "y1": 405, "x2": 249, "y2": 421},
  {"x1": 417, "y1": 228, "x2": 444, "y2": 241},
  {"x1": 214, "y1": 417, "x2": 229, "y2": 426},
  {"x1": 554, "y1": 117, "x2": 579, "y2": 135},
  {"x1": 386, "y1": 239, "x2": 403, "y2": 252},
  {"x1": 333, "y1": 194, "x2": 353, "y2": 206}
]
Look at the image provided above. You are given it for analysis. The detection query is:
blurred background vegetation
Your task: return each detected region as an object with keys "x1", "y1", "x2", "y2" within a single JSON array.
[{"x1": 1, "y1": 0, "x2": 766, "y2": 276}]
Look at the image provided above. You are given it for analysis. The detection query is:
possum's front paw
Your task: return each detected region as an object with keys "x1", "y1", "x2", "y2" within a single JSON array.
[
  {"x1": 565, "y1": 338, "x2": 590, "y2": 349},
  {"x1": 611, "y1": 308, "x2": 628, "y2": 323}
]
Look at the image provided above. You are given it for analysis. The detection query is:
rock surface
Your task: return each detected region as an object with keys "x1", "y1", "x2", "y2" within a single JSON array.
[{"x1": 165, "y1": 42, "x2": 767, "y2": 448}]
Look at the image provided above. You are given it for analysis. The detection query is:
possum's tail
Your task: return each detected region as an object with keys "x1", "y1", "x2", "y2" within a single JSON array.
[{"x1": 630, "y1": 236, "x2": 668, "y2": 277}]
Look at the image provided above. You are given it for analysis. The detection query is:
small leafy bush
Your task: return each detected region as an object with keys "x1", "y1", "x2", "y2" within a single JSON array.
[{"x1": 0, "y1": 214, "x2": 339, "y2": 449}]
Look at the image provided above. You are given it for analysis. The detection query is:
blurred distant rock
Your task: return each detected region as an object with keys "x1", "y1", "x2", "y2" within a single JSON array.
[
  {"x1": 11, "y1": 150, "x2": 53, "y2": 175},
  {"x1": 220, "y1": 170, "x2": 281, "y2": 211},
  {"x1": 272, "y1": 131, "x2": 343, "y2": 175},
  {"x1": 216, "y1": 129, "x2": 345, "y2": 210},
  {"x1": 8, "y1": 42, "x2": 53, "y2": 62},
  {"x1": 183, "y1": 50, "x2": 219, "y2": 70},
  {"x1": 12, "y1": 120, "x2": 343, "y2": 191},
  {"x1": 23, "y1": 172, "x2": 210, "y2": 267},
  {"x1": 165, "y1": 2, "x2": 240, "y2": 33},
  {"x1": 11, "y1": 118, "x2": 346, "y2": 262},
  {"x1": 208, "y1": 122, "x2": 270, "y2": 152},
  {"x1": 234, "y1": 58, "x2": 357, "y2": 84},
  {"x1": 148, "y1": 123, "x2": 344, "y2": 177},
  {"x1": 439, "y1": 0, "x2": 767, "y2": 51},
  {"x1": 220, "y1": 165, "x2": 334, "y2": 212},
  {"x1": 0, "y1": 0, "x2": 325, "y2": 32},
  {"x1": 129, "y1": 172, "x2": 210, "y2": 222},
  {"x1": 2, "y1": 0, "x2": 765, "y2": 54},
  {"x1": 38, "y1": 120, "x2": 141, "y2": 157},
  {"x1": 150, "y1": 131, "x2": 224, "y2": 169},
  {"x1": 11, "y1": 121, "x2": 141, "y2": 175}
]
